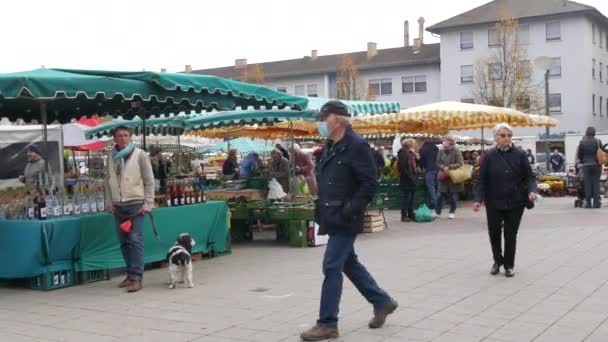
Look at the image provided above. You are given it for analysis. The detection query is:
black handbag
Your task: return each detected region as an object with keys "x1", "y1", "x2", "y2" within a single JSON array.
[{"x1": 495, "y1": 151, "x2": 535, "y2": 209}]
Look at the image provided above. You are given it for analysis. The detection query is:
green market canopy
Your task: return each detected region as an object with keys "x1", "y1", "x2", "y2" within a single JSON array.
[
  {"x1": 198, "y1": 137, "x2": 275, "y2": 155},
  {"x1": 0, "y1": 69, "x2": 308, "y2": 123}
]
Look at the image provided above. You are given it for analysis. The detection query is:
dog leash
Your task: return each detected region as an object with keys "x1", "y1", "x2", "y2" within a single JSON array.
[{"x1": 115, "y1": 211, "x2": 173, "y2": 248}]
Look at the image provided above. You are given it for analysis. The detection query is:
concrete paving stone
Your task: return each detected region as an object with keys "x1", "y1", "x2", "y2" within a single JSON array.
[
  {"x1": 488, "y1": 321, "x2": 547, "y2": 342},
  {"x1": 392, "y1": 327, "x2": 445, "y2": 341},
  {"x1": 531, "y1": 325, "x2": 591, "y2": 342},
  {"x1": 430, "y1": 332, "x2": 483, "y2": 342},
  {"x1": 0, "y1": 331, "x2": 53, "y2": 342},
  {"x1": 209, "y1": 327, "x2": 263, "y2": 340},
  {"x1": 245, "y1": 330, "x2": 295, "y2": 342},
  {"x1": 553, "y1": 310, "x2": 607, "y2": 329},
  {"x1": 446, "y1": 322, "x2": 497, "y2": 338},
  {"x1": 411, "y1": 319, "x2": 460, "y2": 332}
]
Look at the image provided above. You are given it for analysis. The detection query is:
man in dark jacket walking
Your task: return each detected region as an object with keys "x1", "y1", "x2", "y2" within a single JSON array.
[
  {"x1": 419, "y1": 140, "x2": 439, "y2": 214},
  {"x1": 474, "y1": 123, "x2": 536, "y2": 278},
  {"x1": 300, "y1": 101, "x2": 398, "y2": 341}
]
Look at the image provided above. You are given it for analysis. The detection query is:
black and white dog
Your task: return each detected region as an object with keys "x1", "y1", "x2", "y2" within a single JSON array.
[{"x1": 166, "y1": 233, "x2": 195, "y2": 289}]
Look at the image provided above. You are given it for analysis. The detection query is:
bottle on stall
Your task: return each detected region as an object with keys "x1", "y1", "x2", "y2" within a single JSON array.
[
  {"x1": 96, "y1": 183, "x2": 105, "y2": 213},
  {"x1": 190, "y1": 181, "x2": 196, "y2": 204},
  {"x1": 169, "y1": 180, "x2": 177, "y2": 207},
  {"x1": 80, "y1": 185, "x2": 90, "y2": 215},
  {"x1": 176, "y1": 181, "x2": 183, "y2": 206},
  {"x1": 46, "y1": 190, "x2": 55, "y2": 219},
  {"x1": 186, "y1": 182, "x2": 193, "y2": 205},
  {"x1": 26, "y1": 192, "x2": 36, "y2": 220},
  {"x1": 37, "y1": 190, "x2": 48, "y2": 220},
  {"x1": 88, "y1": 184, "x2": 97, "y2": 214},
  {"x1": 73, "y1": 186, "x2": 82, "y2": 216},
  {"x1": 63, "y1": 188, "x2": 73, "y2": 216},
  {"x1": 53, "y1": 189, "x2": 63, "y2": 218},
  {"x1": 165, "y1": 180, "x2": 172, "y2": 207}
]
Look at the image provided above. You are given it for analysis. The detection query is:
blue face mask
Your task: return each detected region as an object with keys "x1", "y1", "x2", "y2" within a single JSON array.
[{"x1": 317, "y1": 121, "x2": 331, "y2": 138}]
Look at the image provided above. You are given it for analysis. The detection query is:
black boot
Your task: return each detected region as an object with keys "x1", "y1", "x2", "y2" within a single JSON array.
[{"x1": 408, "y1": 210, "x2": 415, "y2": 222}]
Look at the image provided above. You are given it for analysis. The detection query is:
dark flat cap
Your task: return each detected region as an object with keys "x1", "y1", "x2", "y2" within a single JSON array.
[{"x1": 313, "y1": 100, "x2": 351, "y2": 120}]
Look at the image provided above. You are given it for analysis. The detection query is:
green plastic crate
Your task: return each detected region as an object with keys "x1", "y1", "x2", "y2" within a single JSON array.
[
  {"x1": 229, "y1": 204, "x2": 249, "y2": 220},
  {"x1": 246, "y1": 177, "x2": 269, "y2": 190},
  {"x1": 76, "y1": 269, "x2": 111, "y2": 285},
  {"x1": 291, "y1": 207, "x2": 315, "y2": 221},
  {"x1": 268, "y1": 207, "x2": 291, "y2": 221},
  {"x1": 26, "y1": 269, "x2": 73, "y2": 291},
  {"x1": 288, "y1": 220, "x2": 308, "y2": 248}
]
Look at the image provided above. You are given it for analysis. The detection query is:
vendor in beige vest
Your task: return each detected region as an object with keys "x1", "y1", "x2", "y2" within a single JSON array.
[{"x1": 105, "y1": 126, "x2": 154, "y2": 293}]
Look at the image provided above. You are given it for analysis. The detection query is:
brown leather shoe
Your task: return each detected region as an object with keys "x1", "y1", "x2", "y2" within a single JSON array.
[
  {"x1": 369, "y1": 299, "x2": 399, "y2": 329},
  {"x1": 118, "y1": 277, "x2": 131, "y2": 288},
  {"x1": 127, "y1": 279, "x2": 142, "y2": 292},
  {"x1": 300, "y1": 324, "x2": 339, "y2": 341}
]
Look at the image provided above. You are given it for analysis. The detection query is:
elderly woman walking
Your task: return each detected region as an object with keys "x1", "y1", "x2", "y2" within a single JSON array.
[
  {"x1": 575, "y1": 127, "x2": 604, "y2": 208},
  {"x1": 473, "y1": 123, "x2": 536, "y2": 278},
  {"x1": 436, "y1": 135, "x2": 464, "y2": 219}
]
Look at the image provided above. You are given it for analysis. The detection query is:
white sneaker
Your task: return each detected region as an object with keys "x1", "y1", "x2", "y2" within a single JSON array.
[
  {"x1": 432, "y1": 212, "x2": 439, "y2": 219},
  {"x1": 448, "y1": 213, "x2": 456, "y2": 219}
]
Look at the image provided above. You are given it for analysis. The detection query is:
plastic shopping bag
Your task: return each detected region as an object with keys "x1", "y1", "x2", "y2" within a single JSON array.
[
  {"x1": 414, "y1": 204, "x2": 433, "y2": 223},
  {"x1": 267, "y1": 178, "x2": 287, "y2": 200}
]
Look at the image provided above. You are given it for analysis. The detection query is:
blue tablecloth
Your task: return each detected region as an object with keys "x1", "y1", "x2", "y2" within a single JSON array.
[
  {"x1": 0, "y1": 201, "x2": 230, "y2": 279},
  {"x1": 0, "y1": 217, "x2": 81, "y2": 279}
]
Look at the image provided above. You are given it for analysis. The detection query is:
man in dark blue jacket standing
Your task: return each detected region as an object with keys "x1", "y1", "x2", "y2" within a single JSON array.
[{"x1": 300, "y1": 101, "x2": 398, "y2": 341}]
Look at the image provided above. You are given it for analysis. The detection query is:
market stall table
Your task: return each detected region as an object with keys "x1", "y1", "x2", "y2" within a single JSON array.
[{"x1": 0, "y1": 201, "x2": 230, "y2": 288}]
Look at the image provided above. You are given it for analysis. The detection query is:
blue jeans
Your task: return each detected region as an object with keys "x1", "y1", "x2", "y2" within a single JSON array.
[
  {"x1": 425, "y1": 170, "x2": 439, "y2": 209},
  {"x1": 114, "y1": 204, "x2": 145, "y2": 280},
  {"x1": 437, "y1": 192, "x2": 458, "y2": 215},
  {"x1": 318, "y1": 234, "x2": 391, "y2": 327},
  {"x1": 401, "y1": 190, "x2": 414, "y2": 217}
]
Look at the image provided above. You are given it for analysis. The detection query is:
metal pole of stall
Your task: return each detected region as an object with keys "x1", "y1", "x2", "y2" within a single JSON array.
[
  {"x1": 142, "y1": 116, "x2": 147, "y2": 151},
  {"x1": 544, "y1": 70, "x2": 551, "y2": 172},
  {"x1": 481, "y1": 125, "x2": 485, "y2": 152},
  {"x1": 40, "y1": 101, "x2": 48, "y2": 142},
  {"x1": 177, "y1": 135, "x2": 182, "y2": 171}
]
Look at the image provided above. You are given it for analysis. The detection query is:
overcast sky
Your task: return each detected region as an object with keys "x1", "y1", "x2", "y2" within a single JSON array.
[{"x1": 2, "y1": 0, "x2": 607, "y2": 73}]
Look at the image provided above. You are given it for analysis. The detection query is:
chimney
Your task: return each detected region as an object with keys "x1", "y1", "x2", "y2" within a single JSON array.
[
  {"x1": 367, "y1": 42, "x2": 377, "y2": 59},
  {"x1": 418, "y1": 17, "x2": 425, "y2": 45},
  {"x1": 413, "y1": 38, "x2": 422, "y2": 49},
  {"x1": 160, "y1": 68, "x2": 167, "y2": 73},
  {"x1": 185, "y1": 65, "x2": 192, "y2": 73},
  {"x1": 235, "y1": 58, "x2": 248, "y2": 69},
  {"x1": 404, "y1": 20, "x2": 410, "y2": 47},
  {"x1": 311, "y1": 49, "x2": 318, "y2": 60}
]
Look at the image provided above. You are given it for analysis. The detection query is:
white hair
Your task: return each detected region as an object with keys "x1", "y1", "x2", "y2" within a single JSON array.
[{"x1": 493, "y1": 123, "x2": 513, "y2": 136}]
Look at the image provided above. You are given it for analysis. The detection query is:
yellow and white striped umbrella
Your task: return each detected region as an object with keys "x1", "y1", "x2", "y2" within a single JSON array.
[{"x1": 356, "y1": 101, "x2": 558, "y2": 131}]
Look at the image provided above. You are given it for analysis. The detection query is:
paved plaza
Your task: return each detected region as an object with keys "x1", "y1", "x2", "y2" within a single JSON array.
[{"x1": 1, "y1": 198, "x2": 608, "y2": 342}]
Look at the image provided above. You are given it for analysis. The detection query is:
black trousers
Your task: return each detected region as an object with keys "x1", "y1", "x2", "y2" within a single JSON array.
[
  {"x1": 486, "y1": 206, "x2": 525, "y2": 269},
  {"x1": 583, "y1": 165, "x2": 602, "y2": 207}
]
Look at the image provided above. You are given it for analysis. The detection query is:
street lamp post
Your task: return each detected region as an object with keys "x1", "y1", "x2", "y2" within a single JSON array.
[{"x1": 534, "y1": 56, "x2": 556, "y2": 171}]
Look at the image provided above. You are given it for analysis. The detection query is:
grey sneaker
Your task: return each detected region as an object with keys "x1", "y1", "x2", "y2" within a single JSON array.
[
  {"x1": 369, "y1": 299, "x2": 399, "y2": 329},
  {"x1": 300, "y1": 324, "x2": 339, "y2": 341},
  {"x1": 505, "y1": 269, "x2": 515, "y2": 278}
]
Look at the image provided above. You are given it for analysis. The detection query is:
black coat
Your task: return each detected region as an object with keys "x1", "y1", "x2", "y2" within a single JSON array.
[
  {"x1": 474, "y1": 147, "x2": 536, "y2": 210},
  {"x1": 419, "y1": 141, "x2": 439, "y2": 172},
  {"x1": 576, "y1": 137, "x2": 603, "y2": 166},
  {"x1": 316, "y1": 127, "x2": 378, "y2": 235},
  {"x1": 397, "y1": 149, "x2": 417, "y2": 191}
]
